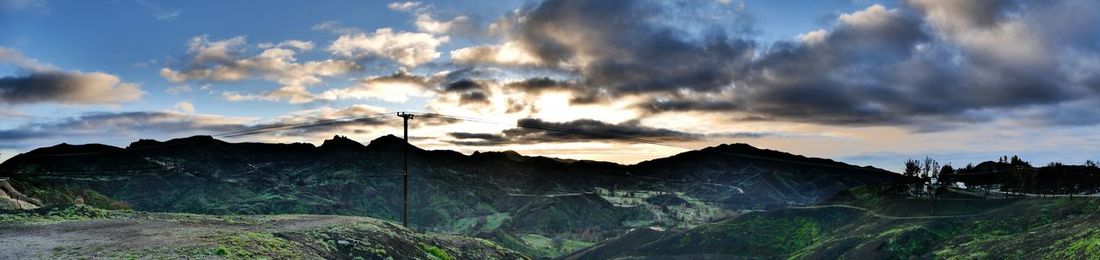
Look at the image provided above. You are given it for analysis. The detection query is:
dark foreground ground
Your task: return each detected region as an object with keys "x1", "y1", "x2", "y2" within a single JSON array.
[{"x1": 0, "y1": 205, "x2": 524, "y2": 259}]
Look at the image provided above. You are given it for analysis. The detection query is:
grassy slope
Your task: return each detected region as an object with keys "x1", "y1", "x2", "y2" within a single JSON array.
[
  {"x1": 567, "y1": 188, "x2": 1100, "y2": 259},
  {"x1": 0, "y1": 205, "x2": 526, "y2": 259}
]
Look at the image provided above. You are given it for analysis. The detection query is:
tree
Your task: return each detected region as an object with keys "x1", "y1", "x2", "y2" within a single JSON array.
[
  {"x1": 939, "y1": 164, "x2": 955, "y2": 185},
  {"x1": 921, "y1": 157, "x2": 940, "y2": 180},
  {"x1": 904, "y1": 159, "x2": 921, "y2": 177}
]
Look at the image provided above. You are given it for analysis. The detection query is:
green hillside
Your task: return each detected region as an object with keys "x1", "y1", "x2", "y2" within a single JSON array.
[{"x1": 564, "y1": 187, "x2": 1100, "y2": 259}]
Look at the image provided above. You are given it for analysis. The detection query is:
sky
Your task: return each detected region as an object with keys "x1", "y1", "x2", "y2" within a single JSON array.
[{"x1": 2, "y1": 0, "x2": 1100, "y2": 171}]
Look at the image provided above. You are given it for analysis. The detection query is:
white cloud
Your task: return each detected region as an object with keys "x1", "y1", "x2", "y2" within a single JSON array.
[
  {"x1": 258, "y1": 40, "x2": 314, "y2": 51},
  {"x1": 0, "y1": 46, "x2": 56, "y2": 72},
  {"x1": 187, "y1": 35, "x2": 247, "y2": 63},
  {"x1": 162, "y1": 36, "x2": 360, "y2": 104},
  {"x1": 173, "y1": 101, "x2": 195, "y2": 113},
  {"x1": 838, "y1": 4, "x2": 897, "y2": 28},
  {"x1": 797, "y1": 29, "x2": 828, "y2": 45},
  {"x1": 311, "y1": 21, "x2": 362, "y2": 35},
  {"x1": 908, "y1": 0, "x2": 1049, "y2": 65},
  {"x1": 165, "y1": 85, "x2": 193, "y2": 95},
  {"x1": 415, "y1": 13, "x2": 472, "y2": 34},
  {"x1": 328, "y1": 28, "x2": 448, "y2": 67},
  {"x1": 387, "y1": 1, "x2": 422, "y2": 11},
  {"x1": 318, "y1": 76, "x2": 435, "y2": 103},
  {"x1": 449, "y1": 42, "x2": 542, "y2": 66}
]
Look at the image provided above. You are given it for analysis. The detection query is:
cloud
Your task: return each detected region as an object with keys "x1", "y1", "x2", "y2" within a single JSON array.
[
  {"x1": 0, "y1": 47, "x2": 54, "y2": 71},
  {"x1": 187, "y1": 35, "x2": 247, "y2": 63},
  {"x1": 460, "y1": 0, "x2": 757, "y2": 96},
  {"x1": 0, "y1": 47, "x2": 144, "y2": 105},
  {"x1": 257, "y1": 40, "x2": 314, "y2": 50},
  {"x1": 161, "y1": 35, "x2": 359, "y2": 104},
  {"x1": 0, "y1": 105, "x2": 393, "y2": 148},
  {"x1": 451, "y1": 0, "x2": 1100, "y2": 129},
  {"x1": 223, "y1": 105, "x2": 392, "y2": 138},
  {"x1": 446, "y1": 118, "x2": 703, "y2": 146},
  {"x1": 311, "y1": 21, "x2": 363, "y2": 35},
  {"x1": 414, "y1": 13, "x2": 475, "y2": 35},
  {"x1": 328, "y1": 28, "x2": 449, "y2": 67},
  {"x1": 134, "y1": 0, "x2": 181, "y2": 21},
  {"x1": 731, "y1": 2, "x2": 1098, "y2": 126},
  {"x1": 173, "y1": 101, "x2": 195, "y2": 113},
  {"x1": 450, "y1": 42, "x2": 543, "y2": 66},
  {"x1": 386, "y1": 2, "x2": 477, "y2": 36},
  {"x1": 317, "y1": 72, "x2": 436, "y2": 103},
  {"x1": 0, "y1": 111, "x2": 252, "y2": 145},
  {"x1": 386, "y1": 1, "x2": 422, "y2": 11}
]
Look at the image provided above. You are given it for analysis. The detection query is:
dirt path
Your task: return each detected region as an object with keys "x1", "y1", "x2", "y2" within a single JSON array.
[{"x1": 0, "y1": 214, "x2": 365, "y2": 259}]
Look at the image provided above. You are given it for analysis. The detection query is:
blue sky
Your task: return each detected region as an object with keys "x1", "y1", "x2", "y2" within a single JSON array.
[{"x1": 2, "y1": 0, "x2": 1099, "y2": 171}]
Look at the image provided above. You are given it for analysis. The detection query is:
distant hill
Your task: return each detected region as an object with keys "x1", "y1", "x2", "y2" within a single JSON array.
[{"x1": 0, "y1": 135, "x2": 904, "y2": 258}]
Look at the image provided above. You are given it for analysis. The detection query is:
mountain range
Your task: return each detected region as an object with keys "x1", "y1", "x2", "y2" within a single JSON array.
[{"x1": 0, "y1": 135, "x2": 906, "y2": 258}]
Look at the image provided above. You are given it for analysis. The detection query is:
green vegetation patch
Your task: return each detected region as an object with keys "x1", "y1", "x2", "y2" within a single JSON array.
[
  {"x1": 166, "y1": 231, "x2": 303, "y2": 259},
  {"x1": 0, "y1": 204, "x2": 122, "y2": 224},
  {"x1": 1050, "y1": 229, "x2": 1100, "y2": 259},
  {"x1": 420, "y1": 243, "x2": 454, "y2": 260}
]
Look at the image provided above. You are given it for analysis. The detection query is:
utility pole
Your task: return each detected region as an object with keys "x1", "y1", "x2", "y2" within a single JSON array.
[{"x1": 397, "y1": 112, "x2": 415, "y2": 227}]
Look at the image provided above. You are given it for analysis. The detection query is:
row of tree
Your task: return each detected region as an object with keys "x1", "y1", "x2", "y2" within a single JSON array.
[{"x1": 903, "y1": 156, "x2": 1100, "y2": 197}]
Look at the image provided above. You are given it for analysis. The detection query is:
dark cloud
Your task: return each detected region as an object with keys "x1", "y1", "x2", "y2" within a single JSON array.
[
  {"x1": 461, "y1": 0, "x2": 1100, "y2": 129},
  {"x1": 638, "y1": 99, "x2": 740, "y2": 113},
  {"x1": 447, "y1": 118, "x2": 703, "y2": 146},
  {"x1": 225, "y1": 116, "x2": 387, "y2": 138},
  {"x1": 732, "y1": 2, "x2": 1086, "y2": 126},
  {"x1": 503, "y1": 77, "x2": 582, "y2": 95},
  {"x1": 444, "y1": 79, "x2": 484, "y2": 92},
  {"x1": 0, "y1": 52, "x2": 143, "y2": 105},
  {"x1": 513, "y1": 0, "x2": 756, "y2": 96},
  {"x1": 440, "y1": 78, "x2": 491, "y2": 105},
  {"x1": 458, "y1": 91, "x2": 489, "y2": 105}
]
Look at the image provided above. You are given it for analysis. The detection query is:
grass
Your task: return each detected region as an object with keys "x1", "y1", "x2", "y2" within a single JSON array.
[
  {"x1": 201, "y1": 231, "x2": 299, "y2": 259},
  {"x1": 518, "y1": 233, "x2": 595, "y2": 258},
  {"x1": 419, "y1": 243, "x2": 454, "y2": 260},
  {"x1": 0, "y1": 204, "x2": 120, "y2": 224}
]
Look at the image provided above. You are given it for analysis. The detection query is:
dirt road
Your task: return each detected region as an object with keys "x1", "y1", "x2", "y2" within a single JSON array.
[{"x1": 0, "y1": 213, "x2": 363, "y2": 259}]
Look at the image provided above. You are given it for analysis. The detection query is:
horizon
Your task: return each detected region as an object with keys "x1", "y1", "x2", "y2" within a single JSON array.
[
  {"x1": 5, "y1": 131, "x2": 1071, "y2": 174},
  {"x1": 3, "y1": 0, "x2": 1100, "y2": 172}
]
